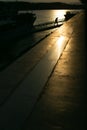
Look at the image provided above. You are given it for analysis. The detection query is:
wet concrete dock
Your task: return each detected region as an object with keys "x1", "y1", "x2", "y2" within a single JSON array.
[{"x1": 0, "y1": 11, "x2": 86, "y2": 130}]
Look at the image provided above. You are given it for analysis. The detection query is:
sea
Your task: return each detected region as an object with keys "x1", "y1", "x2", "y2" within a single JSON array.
[
  {"x1": 0, "y1": 9, "x2": 82, "y2": 71},
  {"x1": 33, "y1": 9, "x2": 81, "y2": 25}
]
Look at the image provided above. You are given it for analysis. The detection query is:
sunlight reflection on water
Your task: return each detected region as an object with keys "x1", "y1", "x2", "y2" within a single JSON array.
[{"x1": 33, "y1": 9, "x2": 81, "y2": 25}]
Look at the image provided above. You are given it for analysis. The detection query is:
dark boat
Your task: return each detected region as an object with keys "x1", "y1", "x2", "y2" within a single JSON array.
[
  {"x1": 64, "y1": 11, "x2": 76, "y2": 21},
  {"x1": 15, "y1": 11, "x2": 36, "y2": 27},
  {"x1": 0, "y1": 10, "x2": 36, "y2": 32}
]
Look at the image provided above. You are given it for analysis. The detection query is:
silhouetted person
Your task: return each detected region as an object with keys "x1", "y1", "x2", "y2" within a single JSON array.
[{"x1": 55, "y1": 17, "x2": 58, "y2": 26}]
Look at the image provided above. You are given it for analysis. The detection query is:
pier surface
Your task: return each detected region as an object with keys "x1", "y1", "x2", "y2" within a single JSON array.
[{"x1": 0, "y1": 11, "x2": 86, "y2": 130}]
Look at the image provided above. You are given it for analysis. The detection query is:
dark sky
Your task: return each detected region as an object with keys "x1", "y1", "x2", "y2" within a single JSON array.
[{"x1": 0, "y1": 0, "x2": 81, "y2": 4}]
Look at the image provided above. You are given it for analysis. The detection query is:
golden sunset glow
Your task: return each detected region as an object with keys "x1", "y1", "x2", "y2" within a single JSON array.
[
  {"x1": 56, "y1": 35, "x2": 68, "y2": 59},
  {"x1": 51, "y1": 10, "x2": 66, "y2": 21},
  {"x1": 55, "y1": 10, "x2": 66, "y2": 19}
]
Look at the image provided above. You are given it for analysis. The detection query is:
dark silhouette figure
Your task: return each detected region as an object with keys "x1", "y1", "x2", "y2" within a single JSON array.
[{"x1": 55, "y1": 17, "x2": 58, "y2": 26}]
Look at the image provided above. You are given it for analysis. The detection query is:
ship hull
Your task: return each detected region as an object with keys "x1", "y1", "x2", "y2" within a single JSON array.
[{"x1": 0, "y1": 12, "x2": 36, "y2": 32}]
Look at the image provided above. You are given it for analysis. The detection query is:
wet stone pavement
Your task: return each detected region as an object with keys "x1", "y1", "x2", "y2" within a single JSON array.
[
  {"x1": 0, "y1": 27, "x2": 56, "y2": 71},
  {"x1": 22, "y1": 12, "x2": 86, "y2": 130},
  {"x1": 0, "y1": 12, "x2": 86, "y2": 130}
]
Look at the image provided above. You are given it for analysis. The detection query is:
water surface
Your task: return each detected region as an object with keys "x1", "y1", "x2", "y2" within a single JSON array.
[{"x1": 33, "y1": 9, "x2": 82, "y2": 25}]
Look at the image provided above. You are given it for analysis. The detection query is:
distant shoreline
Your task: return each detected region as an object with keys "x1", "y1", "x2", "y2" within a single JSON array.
[{"x1": 0, "y1": 1, "x2": 84, "y2": 10}]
